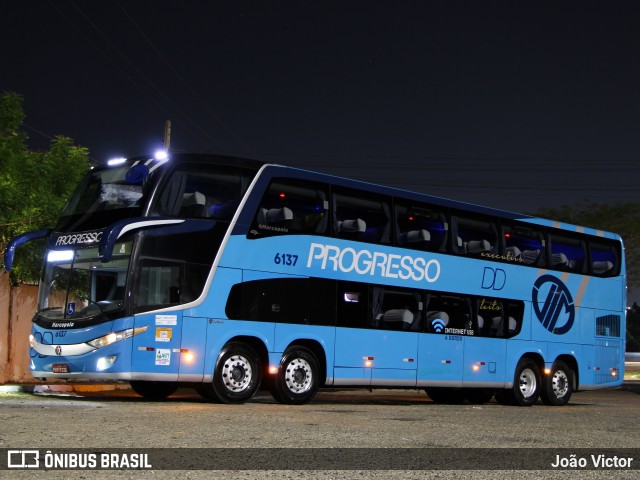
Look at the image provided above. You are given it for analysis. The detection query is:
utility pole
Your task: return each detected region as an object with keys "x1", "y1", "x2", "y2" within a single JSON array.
[{"x1": 163, "y1": 120, "x2": 172, "y2": 150}]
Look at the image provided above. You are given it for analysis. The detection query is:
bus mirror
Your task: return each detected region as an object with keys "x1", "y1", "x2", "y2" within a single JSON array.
[{"x1": 3, "y1": 229, "x2": 51, "y2": 272}]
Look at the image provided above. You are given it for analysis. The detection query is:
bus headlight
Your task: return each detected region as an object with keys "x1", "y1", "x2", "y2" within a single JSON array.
[
  {"x1": 88, "y1": 326, "x2": 148, "y2": 349},
  {"x1": 97, "y1": 355, "x2": 117, "y2": 371}
]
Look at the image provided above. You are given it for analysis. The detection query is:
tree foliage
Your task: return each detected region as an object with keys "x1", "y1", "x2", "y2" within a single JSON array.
[
  {"x1": 536, "y1": 201, "x2": 640, "y2": 289},
  {"x1": 0, "y1": 91, "x2": 91, "y2": 284},
  {"x1": 627, "y1": 304, "x2": 640, "y2": 352}
]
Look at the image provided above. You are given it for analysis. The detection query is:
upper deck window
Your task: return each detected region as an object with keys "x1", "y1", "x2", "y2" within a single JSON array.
[
  {"x1": 249, "y1": 179, "x2": 329, "y2": 237},
  {"x1": 452, "y1": 215, "x2": 498, "y2": 257},
  {"x1": 549, "y1": 234, "x2": 586, "y2": 273},
  {"x1": 333, "y1": 190, "x2": 391, "y2": 244},
  {"x1": 502, "y1": 224, "x2": 546, "y2": 266},
  {"x1": 395, "y1": 201, "x2": 448, "y2": 252},
  {"x1": 56, "y1": 162, "x2": 152, "y2": 231},
  {"x1": 156, "y1": 165, "x2": 253, "y2": 221},
  {"x1": 590, "y1": 240, "x2": 620, "y2": 276}
]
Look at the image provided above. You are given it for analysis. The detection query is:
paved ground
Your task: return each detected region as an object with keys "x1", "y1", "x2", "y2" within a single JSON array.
[{"x1": 0, "y1": 384, "x2": 638, "y2": 479}]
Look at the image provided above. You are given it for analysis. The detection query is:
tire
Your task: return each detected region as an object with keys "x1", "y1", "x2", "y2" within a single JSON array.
[
  {"x1": 270, "y1": 347, "x2": 320, "y2": 405},
  {"x1": 211, "y1": 342, "x2": 262, "y2": 404},
  {"x1": 425, "y1": 387, "x2": 466, "y2": 404},
  {"x1": 130, "y1": 381, "x2": 178, "y2": 400},
  {"x1": 465, "y1": 388, "x2": 494, "y2": 404},
  {"x1": 541, "y1": 361, "x2": 574, "y2": 406},
  {"x1": 194, "y1": 384, "x2": 221, "y2": 402},
  {"x1": 496, "y1": 358, "x2": 540, "y2": 407}
]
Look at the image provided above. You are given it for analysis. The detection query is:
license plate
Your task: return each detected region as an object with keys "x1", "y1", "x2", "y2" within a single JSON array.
[{"x1": 52, "y1": 364, "x2": 69, "y2": 373}]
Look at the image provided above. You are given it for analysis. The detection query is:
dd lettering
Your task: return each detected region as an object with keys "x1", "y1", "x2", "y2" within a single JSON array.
[{"x1": 482, "y1": 267, "x2": 506, "y2": 291}]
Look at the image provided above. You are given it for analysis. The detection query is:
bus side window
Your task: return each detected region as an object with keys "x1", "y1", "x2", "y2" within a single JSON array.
[
  {"x1": 250, "y1": 179, "x2": 329, "y2": 237},
  {"x1": 395, "y1": 201, "x2": 448, "y2": 252},
  {"x1": 476, "y1": 298, "x2": 523, "y2": 338},
  {"x1": 452, "y1": 215, "x2": 498, "y2": 256},
  {"x1": 590, "y1": 240, "x2": 620, "y2": 277},
  {"x1": 505, "y1": 302, "x2": 524, "y2": 338},
  {"x1": 333, "y1": 190, "x2": 391, "y2": 244},
  {"x1": 425, "y1": 295, "x2": 470, "y2": 333},
  {"x1": 337, "y1": 282, "x2": 368, "y2": 328},
  {"x1": 549, "y1": 234, "x2": 586, "y2": 273},
  {"x1": 225, "y1": 278, "x2": 311, "y2": 324},
  {"x1": 477, "y1": 297, "x2": 505, "y2": 337},
  {"x1": 370, "y1": 287, "x2": 423, "y2": 331},
  {"x1": 156, "y1": 165, "x2": 250, "y2": 220},
  {"x1": 502, "y1": 224, "x2": 545, "y2": 266}
]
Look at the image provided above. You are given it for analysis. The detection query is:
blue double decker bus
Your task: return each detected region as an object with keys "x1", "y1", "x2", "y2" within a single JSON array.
[{"x1": 5, "y1": 152, "x2": 625, "y2": 406}]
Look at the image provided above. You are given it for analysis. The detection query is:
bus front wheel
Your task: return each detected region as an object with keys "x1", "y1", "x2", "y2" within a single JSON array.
[
  {"x1": 270, "y1": 347, "x2": 320, "y2": 405},
  {"x1": 495, "y1": 358, "x2": 540, "y2": 407},
  {"x1": 211, "y1": 342, "x2": 262, "y2": 404},
  {"x1": 541, "y1": 361, "x2": 574, "y2": 406},
  {"x1": 130, "y1": 381, "x2": 178, "y2": 400}
]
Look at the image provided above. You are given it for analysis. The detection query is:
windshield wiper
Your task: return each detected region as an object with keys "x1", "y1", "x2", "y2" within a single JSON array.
[{"x1": 75, "y1": 295, "x2": 107, "y2": 315}]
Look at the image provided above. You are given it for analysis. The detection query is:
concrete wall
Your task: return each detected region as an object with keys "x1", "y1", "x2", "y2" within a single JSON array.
[{"x1": 0, "y1": 272, "x2": 39, "y2": 383}]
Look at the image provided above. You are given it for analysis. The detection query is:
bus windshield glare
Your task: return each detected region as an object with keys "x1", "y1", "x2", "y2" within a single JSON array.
[{"x1": 37, "y1": 242, "x2": 132, "y2": 321}]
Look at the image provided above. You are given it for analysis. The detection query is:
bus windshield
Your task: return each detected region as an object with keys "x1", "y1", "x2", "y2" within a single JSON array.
[
  {"x1": 37, "y1": 242, "x2": 132, "y2": 321},
  {"x1": 56, "y1": 159, "x2": 161, "y2": 232}
]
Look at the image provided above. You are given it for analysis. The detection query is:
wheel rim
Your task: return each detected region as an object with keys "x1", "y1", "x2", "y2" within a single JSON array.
[
  {"x1": 283, "y1": 357, "x2": 313, "y2": 394},
  {"x1": 221, "y1": 354, "x2": 253, "y2": 392},
  {"x1": 551, "y1": 369, "x2": 569, "y2": 398},
  {"x1": 518, "y1": 368, "x2": 537, "y2": 398}
]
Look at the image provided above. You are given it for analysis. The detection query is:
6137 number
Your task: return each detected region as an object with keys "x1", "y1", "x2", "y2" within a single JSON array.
[{"x1": 274, "y1": 253, "x2": 298, "y2": 266}]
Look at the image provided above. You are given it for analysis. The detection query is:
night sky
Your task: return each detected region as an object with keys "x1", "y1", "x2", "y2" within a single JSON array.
[{"x1": 4, "y1": 1, "x2": 639, "y2": 214}]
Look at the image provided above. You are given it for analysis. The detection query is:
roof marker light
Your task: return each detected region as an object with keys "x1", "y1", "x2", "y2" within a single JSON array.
[
  {"x1": 107, "y1": 157, "x2": 127, "y2": 167},
  {"x1": 154, "y1": 150, "x2": 169, "y2": 161}
]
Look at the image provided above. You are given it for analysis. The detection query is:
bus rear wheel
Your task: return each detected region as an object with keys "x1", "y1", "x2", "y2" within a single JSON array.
[
  {"x1": 130, "y1": 381, "x2": 178, "y2": 400},
  {"x1": 270, "y1": 347, "x2": 320, "y2": 405},
  {"x1": 541, "y1": 361, "x2": 574, "y2": 406},
  {"x1": 211, "y1": 342, "x2": 262, "y2": 404},
  {"x1": 495, "y1": 358, "x2": 540, "y2": 407}
]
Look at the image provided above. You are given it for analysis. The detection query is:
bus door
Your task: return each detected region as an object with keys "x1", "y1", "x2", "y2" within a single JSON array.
[
  {"x1": 132, "y1": 311, "x2": 183, "y2": 380},
  {"x1": 417, "y1": 294, "x2": 467, "y2": 387},
  {"x1": 369, "y1": 287, "x2": 419, "y2": 386},
  {"x1": 462, "y1": 337, "x2": 506, "y2": 387},
  {"x1": 333, "y1": 282, "x2": 373, "y2": 385},
  {"x1": 462, "y1": 298, "x2": 522, "y2": 387},
  {"x1": 333, "y1": 284, "x2": 419, "y2": 386},
  {"x1": 178, "y1": 316, "x2": 208, "y2": 382}
]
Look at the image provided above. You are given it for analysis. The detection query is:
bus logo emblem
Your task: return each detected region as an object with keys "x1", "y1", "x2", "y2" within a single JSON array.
[
  {"x1": 532, "y1": 275, "x2": 575, "y2": 335},
  {"x1": 55, "y1": 346, "x2": 62, "y2": 356}
]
